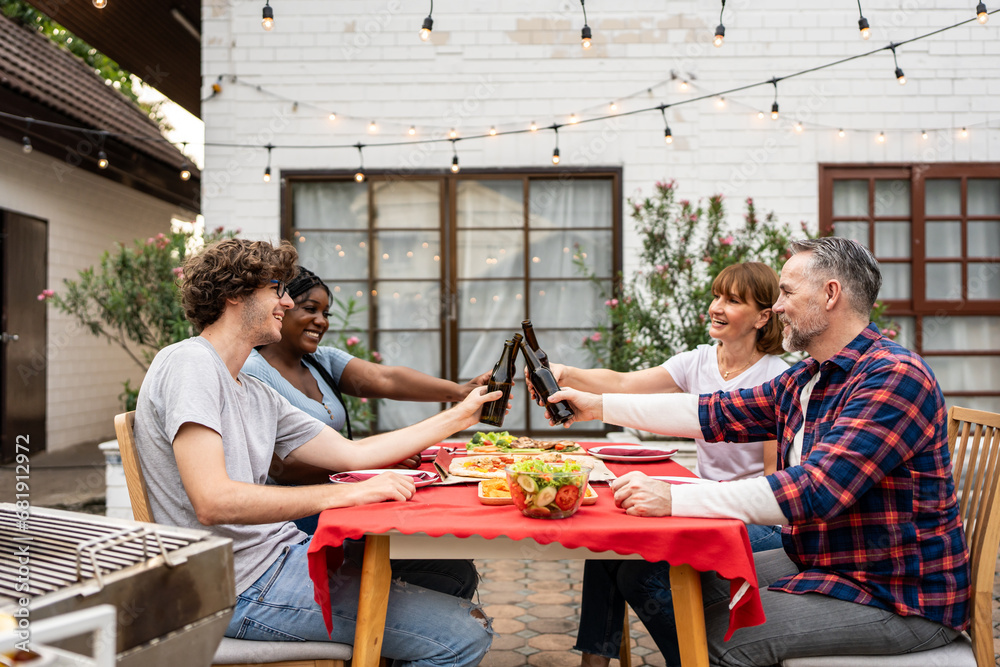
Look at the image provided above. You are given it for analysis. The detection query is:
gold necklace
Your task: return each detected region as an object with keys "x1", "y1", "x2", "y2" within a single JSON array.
[{"x1": 720, "y1": 349, "x2": 756, "y2": 380}]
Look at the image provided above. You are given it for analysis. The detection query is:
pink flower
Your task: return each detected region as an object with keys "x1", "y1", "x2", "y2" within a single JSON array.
[
  {"x1": 888, "y1": 330, "x2": 898, "y2": 339},
  {"x1": 146, "y1": 237, "x2": 155, "y2": 245},
  {"x1": 582, "y1": 336, "x2": 590, "y2": 345},
  {"x1": 685, "y1": 258, "x2": 692, "y2": 266},
  {"x1": 633, "y1": 203, "x2": 641, "y2": 212},
  {"x1": 605, "y1": 298, "x2": 619, "y2": 307},
  {"x1": 590, "y1": 332, "x2": 602, "y2": 342},
  {"x1": 215, "y1": 226, "x2": 225, "y2": 234},
  {"x1": 719, "y1": 235, "x2": 734, "y2": 246},
  {"x1": 371, "y1": 351, "x2": 382, "y2": 362},
  {"x1": 699, "y1": 314, "x2": 706, "y2": 322},
  {"x1": 680, "y1": 200, "x2": 690, "y2": 208},
  {"x1": 37, "y1": 289, "x2": 55, "y2": 301},
  {"x1": 703, "y1": 256, "x2": 712, "y2": 264},
  {"x1": 360, "y1": 397, "x2": 368, "y2": 403},
  {"x1": 345, "y1": 336, "x2": 360, "y2": 346},
  {"x1": 172, "y1": 267, "x2": 184, "y2": 279}
]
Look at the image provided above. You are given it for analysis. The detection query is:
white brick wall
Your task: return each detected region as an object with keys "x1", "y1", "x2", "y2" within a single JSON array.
[
  {"x1": 202, "y1": 0, "x2": 999, "y2": 241},
  {"x1": 0, "y1": 138, "x2": 195, "y2": 451}
]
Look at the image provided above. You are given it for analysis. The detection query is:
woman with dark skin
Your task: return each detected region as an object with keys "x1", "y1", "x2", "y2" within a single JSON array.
[{"x1": 244, "y1": 267, "x2": 489, "y2": 485}]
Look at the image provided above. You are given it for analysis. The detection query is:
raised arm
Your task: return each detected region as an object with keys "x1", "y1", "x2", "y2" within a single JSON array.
[{"x1": 340, "y1": 357, "x2": 491, "y2": 403}]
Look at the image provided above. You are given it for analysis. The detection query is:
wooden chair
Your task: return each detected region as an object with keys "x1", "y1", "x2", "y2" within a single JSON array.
[
  {"x1": 783, "y1": 405, "x2": 1000, "y2": 667},
  {"x1": 114, "y1": 412, "x2": 352, "y2": 667}
]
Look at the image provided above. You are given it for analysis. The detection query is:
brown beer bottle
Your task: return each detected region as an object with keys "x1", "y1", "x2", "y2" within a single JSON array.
[
  {"x1": 520, "y1": 340, "x2": 573, "y2": 425},
  {"x1": 479, "y1": 338, "x2": 518, "y2": 427},
  {"x1": 521, "y1": 320, "x2": 549, "y2": 367}
]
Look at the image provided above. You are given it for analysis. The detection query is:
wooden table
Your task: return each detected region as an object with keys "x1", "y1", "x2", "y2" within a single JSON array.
[{"x1": 308, "y1": 455, "x2": 764, "y2": 667}]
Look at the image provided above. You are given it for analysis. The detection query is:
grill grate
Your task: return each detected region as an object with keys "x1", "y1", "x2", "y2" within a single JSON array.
[{"x1": 0, "y1": 506, "x2": 197, "y2": 598}]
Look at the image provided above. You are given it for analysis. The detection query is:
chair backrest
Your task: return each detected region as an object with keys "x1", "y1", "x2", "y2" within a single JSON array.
[
  {"x1": 946, "y1": 405, "x2": 1000, "y2": 667},
  {"x1": 114, "y1": 411, "x2": 153, "y2": 523}
]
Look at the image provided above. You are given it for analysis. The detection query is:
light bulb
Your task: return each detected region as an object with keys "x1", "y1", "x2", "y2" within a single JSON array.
[
  {"x1": 921, "y1": 130, "x2": 928, "y2": 139},
  {"x1": 877, "y1": 132, "x2": 886, "y2": 143},
  {"x1": 93, "y1": 0, "x2": 107, "y2": 7},
  {"x1": 451, "y1": 155, "x2": 460, "y2": 173},
  {"x1": 581, "y1": 25, "x2": 592, "y2": 49},
  {"x1": 180, "y1": 168, "x2": 191, "y2": 181},
  {"x1": 97, "y1": 150, "x2": 108, "y2": 169},
  {"x1": 355, "y1": 170, "x2": 365, "y2": 183},
  {"x1": 263, "y1": 166, "x2": 271, "y2": 182},
  {"x1": 960, "y1": 127, "x2": 969, "y2": 138},
  {"x1": 771, "y1": 102, "x2": 779, "y2": 120},
  {"x1": 368, "y1": 121, "x2": 378, "y2": 133},
  {"x1": 794, "y1": 122, "x2": 804, "y2": 133},
  {"x1": 664, "y1": 127, "x2": 673, "y2": 144},
  {"x1": 838, "y1": 129, "x2": 846, "y2": 138},
  {"x1": 680, "y1": 80, "x2": 689, "y2": 92},
  {"x1": 449, "y1": 128, "x2": 458, "y2": 139},
  {"x1": 858, "y1": 16, "x2": 870, "y2": 39},
  {"x1": 569, "y1": 114, "x2": 578, "y2": 124},
  {"x1": 977, "y1": 2, "x2": 988, "y2": 23},
  {"x1": 895, "y1": 68, "x2": 906, "y2": 85},
  {"x1": 530, "y1": 121, "x2": 538, "y2": 132},
  {"x1": 328, "y1": 112, "x2": 337, "y2": 121},
  {"x1": 408, "y1": 126, "x2": 416, "y2": 136},
  {"x1": 261, "y1": 3, "x2": 274, "y2": 31},
  {"x1": 22, "y1": 136, "x2": 32, "y2": 154},
  {"x1": 757, "y1": 111, "x2": 765, "y2": 120},
  {"x1": 713, "y1": 25, "x2": 725, "y2": 47},
  {"x1": 609, "y1": 102, "x2": 617, "y2": 111},
  {"x1": 551, "y1": 148, "x2": 560, "y2": 165},
  {"x1": 716, "y1": 97, "x2": 726, "y2": 109},
  {"x1": 489, "y1": 126, "x2": 497, "y2": 136},
  {"x1": 420, "y1": 16, "x2": 433, "y2": 41}
]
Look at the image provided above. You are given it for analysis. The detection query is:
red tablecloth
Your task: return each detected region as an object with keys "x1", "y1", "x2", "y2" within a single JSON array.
[{"x1": 307, "y1": 445, "x2": 765, "y2": 642}]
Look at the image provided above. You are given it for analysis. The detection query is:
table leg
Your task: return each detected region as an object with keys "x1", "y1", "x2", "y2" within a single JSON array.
[
  {"x1": 353, "y1": 534, "x2": 392, "y2": 667},
  {"x1": 670, "y1": 564, "x2": 709, "y2": 667}
]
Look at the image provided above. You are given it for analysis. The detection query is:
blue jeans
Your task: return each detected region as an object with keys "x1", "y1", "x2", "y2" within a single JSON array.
[
  {"x1": 574, "y1": 523, "x2": 783, "y2": 665},
  {"x1": 227, "y1": 538, "x2": 492, "y2": 667}
]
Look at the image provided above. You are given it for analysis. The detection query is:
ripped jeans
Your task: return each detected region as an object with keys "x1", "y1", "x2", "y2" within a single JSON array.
[{"x1": 227, "y1": 538, "x2": 493, "y2": 667}]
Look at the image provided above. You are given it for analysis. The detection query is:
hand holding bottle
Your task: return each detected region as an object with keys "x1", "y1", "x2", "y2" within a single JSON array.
[{"x1": 544, "y1": 387, "x2": 603, "y2": 427}]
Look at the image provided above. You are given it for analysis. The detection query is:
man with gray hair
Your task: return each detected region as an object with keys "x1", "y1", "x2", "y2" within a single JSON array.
[{"x1": 553, "y1": 237, "x2": 971, "y2": 665}]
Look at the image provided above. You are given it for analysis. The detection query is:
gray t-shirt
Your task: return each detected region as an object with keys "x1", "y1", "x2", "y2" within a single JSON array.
[{"x1": 134, "y1": 336, "x2": 326, "y2": 593}]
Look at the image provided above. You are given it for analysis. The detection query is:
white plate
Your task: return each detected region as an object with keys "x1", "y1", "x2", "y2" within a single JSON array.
[
  {"x1": 329, "y1": 469, "x2": 439, "y2": 487},
  {"x1": 588, "y1": 445, "x2": 678, "y2": 462},
  {"x1": 649, "y1": 475, "x2": 718, "y2": 485}
]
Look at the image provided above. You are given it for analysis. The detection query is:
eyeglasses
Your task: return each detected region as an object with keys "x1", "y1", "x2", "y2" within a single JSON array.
[{"x1": 270, "y1": 279, "x2": 287, "y2": 298}]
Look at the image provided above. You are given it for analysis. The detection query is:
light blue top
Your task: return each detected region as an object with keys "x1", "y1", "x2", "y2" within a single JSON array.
[{"x1": 242, "y1": 346, "x2": 355, "y2": 432}]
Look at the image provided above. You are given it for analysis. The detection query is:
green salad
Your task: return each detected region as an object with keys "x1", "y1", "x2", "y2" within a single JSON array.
[
  {"x1": 506, "y1": 460, "x2": 590, "y2": 519},
  {"x1": 466, "y1": 431, "x2": 515, "y2": 449}
]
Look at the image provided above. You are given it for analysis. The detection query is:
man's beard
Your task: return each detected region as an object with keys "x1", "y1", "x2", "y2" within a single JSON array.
[
  {"x1": 241, "y1": 291, "x2": 283, "y2": 346},
  {"x1": 781, "y1": 302, "x2": 828, "y2": 353}
]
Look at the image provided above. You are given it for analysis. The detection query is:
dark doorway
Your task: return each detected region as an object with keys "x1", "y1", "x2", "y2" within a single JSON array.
[{"x1": 2, "y1": 210, "x2": 47, "y2": 463}]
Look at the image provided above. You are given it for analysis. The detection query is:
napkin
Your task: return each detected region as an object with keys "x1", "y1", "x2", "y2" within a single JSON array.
[
  {"x1": 329, "y1": 471, "x2": 441, "y2": 484},
  {"x1": 596, "y1": 447, "x2": 677, "y2": 457},
  {"x1": 420, "y1": 446, "x2": 453, "y2": 461}
]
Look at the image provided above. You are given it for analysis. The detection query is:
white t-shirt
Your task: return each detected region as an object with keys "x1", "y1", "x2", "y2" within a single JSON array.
[{"x1": 661, "y1": 344, "x2": 789, "y2": 481}]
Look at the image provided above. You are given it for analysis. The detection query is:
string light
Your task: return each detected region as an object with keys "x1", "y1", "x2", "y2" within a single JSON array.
[
  {"x1": 408, "y1": 125, "x2": 416, "y2": 136},
  {"x1": 857, "y1": 0, "x2": 870, "y2": 39},
  {"x1": 420, "y1": 0, "x2": 434, "y2": 41},
  {"x1": 679, "y1": 79, "x2": 690, "y2": 92},
  {"x1": 450, "y1": 139, "x2": 460, "y2": 173},
  {"x1": 877, "y1": 131, "x2": 886, "y2": 143},
  {"x1": 569, "y1": 113, "x2": 579, "y2": 124},
  {"x1": 449, "y1": 128, "x2": 458, "y2": 139},
  {"x1": 609, "y1": 102, "x2": 617, "y2": 112},
  {"x1": 714, "y1": 0, "x2": 726, "y2": 47},
  {"x1": 354, "y1": 143, "x2": 365, "y2": 182},
  {"x1": 794, "y1": 122, "x2": 804, "y2": 133},
  {"x1": 22, "y1": 136, "x2": 32, "y2": 154},
  {"x1": 328, "y1": 112, "x2": 337, "y2": 121},
  {"x1": 961, "y1": 127, "x2": 969, "y2": 137},
  {"x1": 368, "y1": 120, "x2": 378, "y2": 133},
  {"x1": 838, "y1": 128, "x2": 846, "y2": 138},
  {"x1": 716, "y1": 96, "x2": 726, "y2": 109},
  {"x1": 179, "y1": 142, "x2": 192, "y2": 181},
  {"x1": 551, "y1": 125, "x2": 561, "y2": 164},
  {"x1": 530, "y1": 121, "x2": 538, "y2": 132},
  {"x1": 93, "y1": 0, "x2": 107, "y2": 7},
  {"x1": 489, "y1": 126, "x2": 497, "y2": 136},
  {"x1": 757, "y1": 111, "x2": 765, "y2": 120},
  {"x1": 922, "y1": 129, "x2": 929, "y2": 139},
  {"x1": 660, "y1": 106, "x2": 673, "y2": 144},
  {"x1": 263, "y1": 143, "x2": 273, "y2": 182},
  {"x1": 977, "y1": 2, "x2": 989, "y2": 23},
  {"x1": 770, "y1": 78, "x2": 780, "y2": 120},
  {"x1": 580, "y1": 0, "x2": 592, "y2": 49},
  {"x1": 262, "y1": 1, "x2": 274, "y2": 31},
  {"x1": 889, "y1": 44, "x2": 906, "y2": 85}
]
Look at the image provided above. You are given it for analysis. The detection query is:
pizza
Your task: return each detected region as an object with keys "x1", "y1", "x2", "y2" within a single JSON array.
[
  {"x1": 450, "y1": 453, "x2": 571, "y2": 479},
  {"x1": 465, "y1": 434, "x2": 582, "y2": 454}
]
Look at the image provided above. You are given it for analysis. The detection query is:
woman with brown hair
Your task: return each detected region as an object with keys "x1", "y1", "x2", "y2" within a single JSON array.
[{"x1": 554, "y1": 262, "x2": 789, "y2": 667}]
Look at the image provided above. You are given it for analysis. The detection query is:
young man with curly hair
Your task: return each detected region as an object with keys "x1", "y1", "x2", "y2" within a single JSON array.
[{"x1": 134, "y1": 238, "x2": 496, "y2": 666}]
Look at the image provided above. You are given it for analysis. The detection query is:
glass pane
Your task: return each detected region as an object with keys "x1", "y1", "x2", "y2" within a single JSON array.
[
  {"x1": 372, "y1": 180, "x2": 439, "y2": 229},
  {"x1": 373, "y1": 232, "x2": 440, "y2": 279},
  {"x1": 967, "y1": 222, "x2": 1000, "y2": 258},
  {"x1": 528, "y1": 280, "x2": 607, "y2": 330},
  {"x1": 924, "y1": 356, "x2": 1000, "y2": 392},
  {"x1": 296, "y1": 232, "x2": 369, "y2": 280},
  {"x1": 922, "y1": 316, "x2": 1000, "y2": 352},
  {"x1": 968, "y1": 179, "x2": 1000, "y2": 215},
  {"x1": 374, "y1": 280, "x2": 441, "y2": 329},
  {"x1": 925, "y1": 221, "x2": 962, "y2": 258},
  {"x1": 969, "y1": 263, "x2": 1000, "y2": 300},
  {"x1": 889, "y1": 316, "x2": 915, "y2": 351},
  {"x1": 457, "y1": 230, "x2": 524, "y2": 279},
  {"x1": 543, "y1": 329, "x2": 604, "y2": 370},
  {"x1": 376, "y1": 332, "x2": 442, "y2": 430},
  {"x1": 292, "y1": 181, "x2": 367, "y2": 231},
  {"x1": 833, "y1": 222, "x2": 869, "y2": 247},
  {"x1": 457, "y1": 180, "x2": 524, "y2": 229},
  {"x1": 529, "y1": 179, "x2": 613, "y2": 229},
  {"x1": 874, "y1": 222, "x2": 910, "y2": 258},
  {"x1": 529, "y1": 230, "x2": 612, "y2": 279},
  {"x1": 874, "y1": 179, "x2": 910, "y2": 216},
  {"x1": 925, "y1": 179, "x2": 961, "y2": 216},
  {"x1": 925, "y1": 263, "x2": 963, "y2": 300},
  {"x1": 326, "y1": 282, "x2": 371, "y2": 331},
  {"x1": 832, "y1": 180, "x2": 868, "y2": 217},
  {"x1": 457, "y1": 279, "x2": 524, "y2": 329},
  {"x1": 459, "y1": 332, "x2": 523, "y2": 384},
  {"x1": 878, "y1": 263, "x2": 910, "y2": 300}
]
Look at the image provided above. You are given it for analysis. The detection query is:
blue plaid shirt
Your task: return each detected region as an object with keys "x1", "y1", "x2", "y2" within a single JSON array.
[{"x1": 699, "y1": 324, "x2": 971, "y2": 630}]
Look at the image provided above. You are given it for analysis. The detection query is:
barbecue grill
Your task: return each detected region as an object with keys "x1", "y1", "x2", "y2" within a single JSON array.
[{"x1": 0, "y1": 503, "x2": 235, "y2": 666}]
